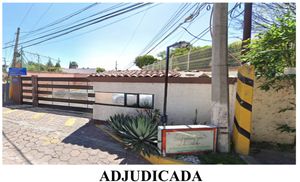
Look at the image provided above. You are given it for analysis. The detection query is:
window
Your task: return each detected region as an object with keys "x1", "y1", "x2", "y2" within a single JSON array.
[
  {"x1": 126, "y1": 94, "x2": 138, "y2": 107},
  {"x1": 95, "y1": 92, "x2": 154, "y2": 108},
  {"x1": 95, "y1": 92, "x2": 124, "y2": 106},
  {"x1": 139, "y1": 94, "x2": 153, "y2": 108}
]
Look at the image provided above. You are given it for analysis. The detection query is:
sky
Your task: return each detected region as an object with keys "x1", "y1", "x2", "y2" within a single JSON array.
[{"x1": 2, "y1": 2, "x2": 242, "y2": 70}]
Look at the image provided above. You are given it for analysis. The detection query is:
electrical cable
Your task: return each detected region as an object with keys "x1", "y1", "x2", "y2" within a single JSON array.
[
  {"x1": 116, "y1": 8, "x2": 148, "y2": 61},
  {"x1": 141, "y1": 3, "x2": 203, "y2": 55},
  {"x1": 19, "y1": 4, "x2": 34, "y2": 27},
  {"x1": 20, "y1": 3, "x2": 126, "y2": 40},
  {"x1": 37, "y1": 4, "x2": 159, "y2": 46},
  {"x1": 3, "y1": 3, "x2": 150, "y2": 49},
  {"x1": 21, "y1": 4, "x2": 151, "y2": 49}
]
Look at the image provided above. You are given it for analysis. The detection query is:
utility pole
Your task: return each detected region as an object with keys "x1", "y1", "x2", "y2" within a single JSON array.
[
  {"x1": 211, "y1": 3, "x2": 230, "y2": 153},
  {"x1": 20, "y1": 47, "x2": 24, "y2": 67},
  {"x1": 115, "y1": 61, "x2": 118, "y2": 71},
  {"x1": 9, "y1": 27, "x2": 21, "y2": 103},
  {"x1": 241, "y1": 3, "x2": 253, "y2": 56},
  {"x1": 37, "y1": 54, "x2": 41, "y2": 71},
  {"x1": 12, "y1": 27, "x2": 20, "y2": 68},
  {"x1": 3, "y1": 57, "x2": 6, "y2": 70}
]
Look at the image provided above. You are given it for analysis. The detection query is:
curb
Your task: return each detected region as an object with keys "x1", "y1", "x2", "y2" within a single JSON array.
[{"x1": 96, "y1": 124, "x2": 190, "y2": 165}]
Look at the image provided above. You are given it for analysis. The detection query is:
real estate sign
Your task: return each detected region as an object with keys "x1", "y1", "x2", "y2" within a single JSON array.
[{"x1": 158, "y1": 125, "x2": 217, "y2": 155}]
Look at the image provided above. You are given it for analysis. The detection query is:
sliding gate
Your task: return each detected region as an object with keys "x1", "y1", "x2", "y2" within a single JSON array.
[{"x1": 21, "y1": 76, "x2": 95, "y2": 113}]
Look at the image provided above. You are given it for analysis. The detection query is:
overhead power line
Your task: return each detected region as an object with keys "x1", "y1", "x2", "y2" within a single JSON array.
[
  {"x1": 139, "y1": 3, "x2": 190, "y2": 55},
  {"x1": 4, "y1": 3, "x2": 99, "y2": 46},
  {"x1": 21, "y1": 3, "x2": 54, "y2": 40},
  {"x1": 141, "y1": 3, "x2": 205, "y2": 55},
  {"x1": 116, "y1": 7, "x2": 148, "y2": 61},
  {"x1": 3, "y1": 3, "x2": 151, "y2": 49},
  {"x1": 139, "y1": 3, "x2": 195, "y2": 56},
  {"x1": 38, "y1": 4, "x2": 160, "y2": 46},
  {"x1": 19, "y1": 4, "x2": 34, "y2": 27},
  {"x1": 23, "y1": 3, "x2": 98, "y2": 35},
  {"x1": 20, "y1": 3, "x2": 125, "y2": 40}
]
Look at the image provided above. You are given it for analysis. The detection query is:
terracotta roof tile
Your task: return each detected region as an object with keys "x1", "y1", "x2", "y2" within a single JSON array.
[
  {"x1": 89, "y1": 70, "x2": 238, "y2": 78},
  {"x1": 90, "y1": 70, "x2": 181, "y2": 78}
]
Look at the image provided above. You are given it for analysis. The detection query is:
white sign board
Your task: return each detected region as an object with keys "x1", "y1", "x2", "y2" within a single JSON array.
[{"x1": 158, "y1": 125, "x2": 217, "y2": 154}]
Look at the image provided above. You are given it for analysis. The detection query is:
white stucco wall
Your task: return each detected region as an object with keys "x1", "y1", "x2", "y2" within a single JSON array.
[{"x1": 92, "y1": 82, "x2": 236, "y2": 125}]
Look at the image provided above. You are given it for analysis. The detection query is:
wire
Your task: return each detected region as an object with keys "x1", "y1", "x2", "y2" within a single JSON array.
[
  {"x1": 31, "y1": 4, "x2": 54, "y2": 31},
  {"x1": 37, "y1": 4, "x2": 159, "y2": 46},
  {"x1": 21, "y1": 4, "x2": 54, "y2": 40},
  {"x1": 139, "y1": 3, "x2": 199, "y2": 56},
  {"x1": 116, "y1": 8, "x2": 148, "y2": 61},
  {"x1": 19, "y1": 4, "x2": 34, "y2": 27},
  {"x1": 21, "y1": 3, "x2": 151, "y2": 49},
  {"x1": 181, "y1": 26, "x2": 211, "y2": 42},
  {"x1": 3, "y1": 3, "x2": 150, "y2": 49},
  {"x1": 21, "y1": 3, "x2": 125, "y2": 40},
  {"x1": 22, "y1": 3, "x2": 98, "y2": 35},
  {"x1": 141, "y1": 3, "x2": 204, "y2": 55},
  {"x1": 139, "y1": 3, "x2": 190, "y2": 54},
  {"x1": 3, "y1": 3, "x2": 99, "y2": 46}
]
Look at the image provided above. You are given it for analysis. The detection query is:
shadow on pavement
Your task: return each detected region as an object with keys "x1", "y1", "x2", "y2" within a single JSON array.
[{"x1": 61, "y1": 123, "x2": 148, "y2": 164}]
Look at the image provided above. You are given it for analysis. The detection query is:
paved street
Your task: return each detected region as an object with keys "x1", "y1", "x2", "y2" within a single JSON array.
[{"x1": 2, "y1": 105, "x2": 148, "y2": 165}]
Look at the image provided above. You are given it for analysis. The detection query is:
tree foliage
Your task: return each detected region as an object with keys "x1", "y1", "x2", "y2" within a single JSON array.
[
  {"x1": 26, "y1": 61, "x2": 61, "y2": 72},
  {"x1": 55, "y1": 60, "x2": 61, "y2": 68},
  {"x1": 134, "y1": 55, "x2": 158, "y2": 68},
  {"x1": 242, "y1": 12, "x2": 295, "y2": 92},
  {"x1": 69, "y1": 61, "x2": 78, "y2": 69},
  {"x1": 46, "y1": 59, "x2": 54, "y2": 67},
  {"x1": 96, "y1": 67, "x2": 105, "y2": 73},
  {"x1": 230, "y1": 3, "x2": 295, "y2": 33}
]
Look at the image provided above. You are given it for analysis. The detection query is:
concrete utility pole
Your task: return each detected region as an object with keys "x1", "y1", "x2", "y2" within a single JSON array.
[
  {"x1": 211, "y1": 3, "x2": 230, "y2": 153},
  {"x1": 12, "y1": 27, "x2": 20, "y2": 68},
  {"x1": 115, "y1": 61, "x2": 118, "y2": 71}
]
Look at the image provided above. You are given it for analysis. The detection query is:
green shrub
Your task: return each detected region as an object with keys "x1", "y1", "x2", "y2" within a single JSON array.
[{"x1": 108, "y1": 110, "x2": 160, "y2": 157}]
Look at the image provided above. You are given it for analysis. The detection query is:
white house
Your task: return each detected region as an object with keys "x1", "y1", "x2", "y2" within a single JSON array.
[{"x1": 88, "y1": 70, "x2": 237, "y2": 126}]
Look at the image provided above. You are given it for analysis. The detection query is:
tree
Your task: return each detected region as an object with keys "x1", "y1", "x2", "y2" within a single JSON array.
[
  {"x1": 134, "y1": 55, "x2": 158, "y2": 68},
  {"x1": 26, "y1": 61, "x2": 47, "y2": 71},
  {"x1": 157, "y1": 51, "x2": 166, "y2": 60},
  {"x1": 46, "y1": 59, "x2": 54, "y2": 67},
  {"x1": 55, "y1": 60, "x2": 61, "y2": 68},
  {"x1": 242, "y1": 12, "x2": 295, "y2": 92},
  {"x1": 230, "y1": 3, "x2": 295, "y2": 33},
  {"x1": 96, "y1": 67, "x2": 105, "y2": 73},
  {"x1": 69, "y1": 61, "x2": 78, "y2": 69}
]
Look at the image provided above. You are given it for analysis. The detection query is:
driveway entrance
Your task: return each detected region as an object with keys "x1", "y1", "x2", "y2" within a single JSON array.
[{"x1": 2, "y1": 105, "x2": 148, "y2": 164}]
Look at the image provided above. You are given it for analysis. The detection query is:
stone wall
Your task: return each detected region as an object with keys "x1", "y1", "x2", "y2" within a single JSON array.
[{"x1": 252, "y1": 78, "x2": 296, "y2": 144}]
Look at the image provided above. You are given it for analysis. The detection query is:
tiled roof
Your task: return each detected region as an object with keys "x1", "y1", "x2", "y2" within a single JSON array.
[
  {"x1": 89, "y1": 70, "x2": 238, "y2": 78},
  {"x1": 90, "y1": 70, "x2": 181, "y2": 78},
  {"x1": 62, "y1": 68, "x2": 97, "y2": 74}
]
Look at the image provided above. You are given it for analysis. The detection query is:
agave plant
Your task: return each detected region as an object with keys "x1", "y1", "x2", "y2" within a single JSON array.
[
  {"x1": 108, "y1": 113, "x2": 132, "y2": 134},
  {"x1": 108, "y1": 113, "x2": 160, "y2": 157}
]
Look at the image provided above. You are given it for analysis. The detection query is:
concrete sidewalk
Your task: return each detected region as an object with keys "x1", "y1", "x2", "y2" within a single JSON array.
[{"x1": 2, "y1": 105, "x2": 148, "y2": 165}]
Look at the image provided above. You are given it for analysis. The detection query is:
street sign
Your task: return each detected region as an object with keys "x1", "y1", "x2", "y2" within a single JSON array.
[{"x1": 8, "y1": 68, "x2": 27, "y2": 76}]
